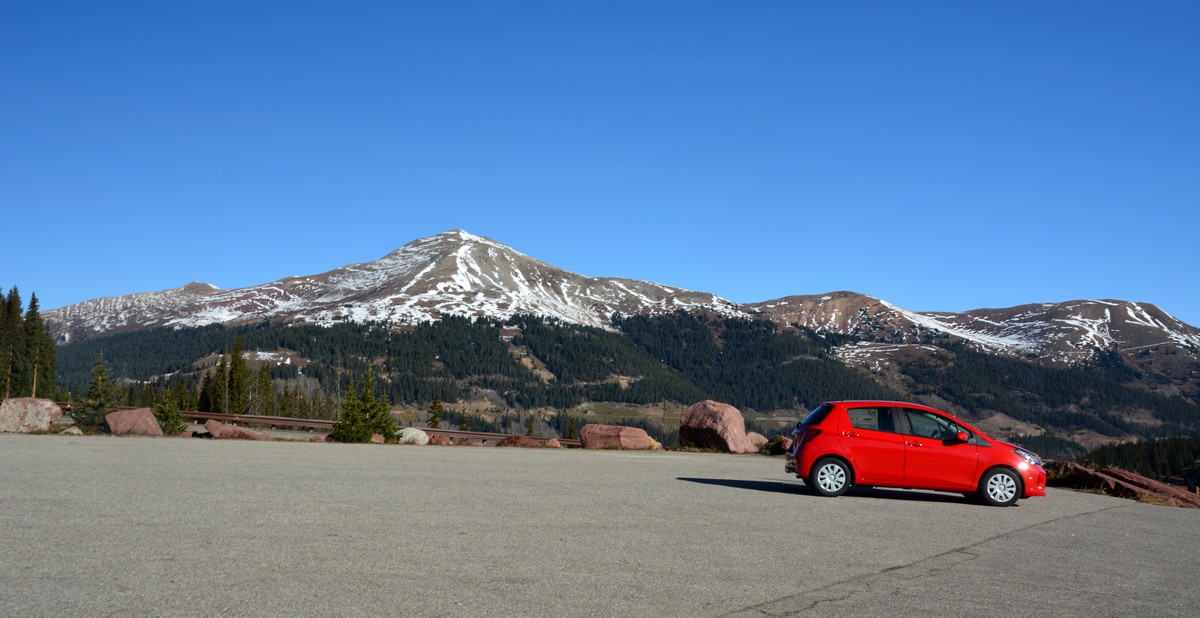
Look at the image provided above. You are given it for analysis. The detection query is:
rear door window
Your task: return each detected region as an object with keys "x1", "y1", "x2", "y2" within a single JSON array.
[{"x1": 847, "y1": 407, "x2": 896, "y2": 433}]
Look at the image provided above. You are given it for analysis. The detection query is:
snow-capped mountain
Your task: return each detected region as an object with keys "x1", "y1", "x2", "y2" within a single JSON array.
[
  {"x1": 45, "y1": 230, "x2": 1199, "y2": 382},
  {"x1": 747, "y1": 292, "x2": 1200, "y2": 367},
  {"x1": 46, "y1": 230, "x2": 743, "y2": 344}
]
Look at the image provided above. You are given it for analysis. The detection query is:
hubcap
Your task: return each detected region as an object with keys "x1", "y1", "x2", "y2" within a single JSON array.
[
  {"x1": 817, "y1": 463, "x2": 846, "y2": 492},
  {"x1": 987, "y1": 473, "x2": 1017, "y2": 502}
]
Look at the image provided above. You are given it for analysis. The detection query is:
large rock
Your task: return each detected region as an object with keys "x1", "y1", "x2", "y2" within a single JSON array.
[
  {"x1": 1048, "y1": 461, "x2": 1200, "y2": 509},
  {"x1": 679, "y1": 400, "x2": 756, "y2": 453},
  {"x1": 579, "y1": 424, "x2": 660, "y2": 450},
  {"x1": 104, "y1": 408, "x2": 164, "y2": 437},
  {"x1": 398, "y1": 427, "x2": 430, "y2": 445},
  {"x1": 0, "y1": 398, "x2": 63, "y2": 433},
  {"x1": 204, "y1": 419, "x2": 273, "y2": 441}
]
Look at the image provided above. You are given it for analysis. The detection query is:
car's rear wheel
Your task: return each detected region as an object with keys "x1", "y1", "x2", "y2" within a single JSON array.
[
  {"x1": 978, "y1": 468, "x2": 1022, "y2": 507},
  {"x1": 808, "y1": 458, "x2": 851, "y2": 497}
]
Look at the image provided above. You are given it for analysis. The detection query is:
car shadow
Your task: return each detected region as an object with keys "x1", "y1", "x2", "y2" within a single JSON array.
[
  {"x1": 677, "y1": 477, "x2": 803, "y2": 495},
  {"x1": 677, "y1": 477, "x2": 980, "y2": 505}
]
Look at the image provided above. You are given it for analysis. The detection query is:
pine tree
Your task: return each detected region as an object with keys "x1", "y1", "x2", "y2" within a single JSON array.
[
  {"x1": 362, "y1": 370, "x2": 397, "y2": 441},
  {"x1": 2, "y1": 287, "x2": 21, "y2": 398},
  {"x1": 197, "y1": 370, "x2": 215, "y2": 412},
  {"x1": 212, "y1": 357, "x2": 228, "y2": 413},
  {"x1": 153, "y1": 388, "x2": 188, "y2": 435},
  {"x1": 254, "y1": 364, "x2": 274, "y2": 415},
  {"x1": 428, "y1": 395, "x2": 443, "y2": 429},
  {"x1": 76, "y1": 353, "x2": 117, "y2": 433},
  {"x1": 330, "y1": 385, "x2": 370, "y2": 443},
  {"x1": 229, "y1": 338, "x2": 248, "y2": 414},
  {"x1": 330, "y1": 370, "x2": 396, "y2": 443}
]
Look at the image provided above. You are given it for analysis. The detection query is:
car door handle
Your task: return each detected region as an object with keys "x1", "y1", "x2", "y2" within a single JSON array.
[
  {"x1": 843, "y1": 431, "x2": 860, "y2": 438},
  {"x1": 906, "y1": 441, "x2": 924, "y2": 447}
]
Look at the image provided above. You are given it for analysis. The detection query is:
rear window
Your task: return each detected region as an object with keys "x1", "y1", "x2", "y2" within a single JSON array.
[{"x1": 799, "y1": 403, "x2": 834, "y2": 428}]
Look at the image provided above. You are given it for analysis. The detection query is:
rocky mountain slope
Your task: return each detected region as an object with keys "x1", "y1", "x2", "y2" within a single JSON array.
[
  {"x1": 45, "y1": 229, "x2": 1199, "y2": 402},
  {"x1": 47, "y1": 230, "x2": 742, "y2": 344}
]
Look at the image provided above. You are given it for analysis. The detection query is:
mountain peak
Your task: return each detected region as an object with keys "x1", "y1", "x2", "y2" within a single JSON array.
[{"x1": 45, "y1": 230, "x2": 738, "y2": 343}]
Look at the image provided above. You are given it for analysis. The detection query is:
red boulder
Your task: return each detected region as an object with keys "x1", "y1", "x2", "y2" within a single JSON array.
[
  {"x1": 579, "y1": 424, "x2": 659, "y2": 450},
  {"x1": 204, "y1": 419, "x2": 273, "y2": 441},
  {"x1": 104, "y1": 408, "x2": 164, "y2": 437},
  {"x1": 679, "y1": 400, "x2": 756, "y2": 453}
]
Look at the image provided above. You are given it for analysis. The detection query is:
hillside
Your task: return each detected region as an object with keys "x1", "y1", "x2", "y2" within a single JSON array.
[
  {"x1": 44, "y1": 230, "x2": 1200, "y2": 457},
  {"x1": 55, "y1": 313, "x2": 1199, "y2": 458}
]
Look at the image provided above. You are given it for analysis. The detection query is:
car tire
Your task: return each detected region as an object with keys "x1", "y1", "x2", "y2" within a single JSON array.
[
  {"x1": 808, "y1": 458, "x2": 852, "y2": 497},
  {"x1": 978, "y1": 468, "x2": 1022, "y2": 507}
]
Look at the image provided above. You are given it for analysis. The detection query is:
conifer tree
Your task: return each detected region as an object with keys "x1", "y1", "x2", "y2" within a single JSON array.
[
  {"x1": 330, "y1": 384, "x2": 369, "y2": 443},
  {"x1": 212, "y1": 357, "x2": 228, "y2": 413},
  {"x1": 362, "y1": 370, "x2": 397, "y2": 441},
  {"x1": 428, "y1": 395, "x2": 443, "y2": 429},
  {"x1": 330, "y1": 370, "x2": 394, "y2": 442},
  {"x1": 153, "y1": 388, "x2": 188, "y2": 435},
  {"x1": 2, "y1": 287, "x2": 21, "y2": 398},
  {"x1": 197, "y1": 370, "x2": 215, "y2": 412},
  {"x1": 229, "y1": 338, "x2": 248, "y2": 414},
  {"x1": 76, "y1": 353, "x2": 117, "y2": 433},
  {"x1": 254, "y1": 364, "x2": 274, "y2": 415},
  {"x1": 27, "y1": 294, "x2": 57, "y2": 399}
]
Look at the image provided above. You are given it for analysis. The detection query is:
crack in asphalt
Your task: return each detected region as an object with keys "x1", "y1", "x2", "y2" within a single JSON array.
[{"x1": 721, "y1": 502, "x2": 1129, "y2": 617}]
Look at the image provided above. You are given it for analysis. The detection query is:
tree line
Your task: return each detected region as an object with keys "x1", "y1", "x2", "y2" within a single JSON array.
[
  {"x1": 1081, "y1": 436, "x2": 1200, "y2": 483},
  {"x1": 1, "y1": 287, "x2": 58, "y2": 400},
  {"x1": 52, "y1": 310, "x2": 1200, "y2": 459}
]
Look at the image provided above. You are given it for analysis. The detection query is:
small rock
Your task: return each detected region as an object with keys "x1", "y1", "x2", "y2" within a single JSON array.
[
  {"x1": 497, "y1": 435, "x2": 542, "y2": 448},
  {"x1": 398, "y1": 427, "x2": 430, "y2": 445}
]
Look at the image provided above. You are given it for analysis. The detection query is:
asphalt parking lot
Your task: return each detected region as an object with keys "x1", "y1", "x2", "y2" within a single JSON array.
[{"x1": 2, "y1": 434, "x2": 1197, "y2": 617}]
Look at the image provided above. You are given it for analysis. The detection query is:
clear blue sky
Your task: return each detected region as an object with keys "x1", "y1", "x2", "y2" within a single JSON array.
[{"x1": 3, "y1": 1, "x2": 1198, "y2": 326}]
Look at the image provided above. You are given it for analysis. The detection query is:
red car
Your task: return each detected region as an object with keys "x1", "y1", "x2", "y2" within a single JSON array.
[{"x1": 785, "y1": 401, "x2": 1046, "y2": 506}]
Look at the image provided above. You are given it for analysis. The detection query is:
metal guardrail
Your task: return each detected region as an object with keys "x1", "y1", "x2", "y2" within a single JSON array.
[
  {"x1": 56, "y1": 402, "x2": 581, "y2": 446},
  {"x1": 181, "y1": 411, "x2": 581, "y2": 447}
]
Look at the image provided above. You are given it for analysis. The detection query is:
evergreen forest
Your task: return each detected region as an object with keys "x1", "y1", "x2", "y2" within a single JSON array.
[
  {"x1": 0, "y1": 287, "x2": 58, "y2": 401},
  {"x1": 48, "y1": 311, "x2": 1200, "y2": 460}
]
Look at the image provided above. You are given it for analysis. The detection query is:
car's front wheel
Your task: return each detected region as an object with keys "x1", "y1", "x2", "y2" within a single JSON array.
[
  {"x1": 808, "y1": 457, "x2": 852, "y2": 497},
  {"x1": 978, "y1": 468, "x2": 1022, "y2": 507}
]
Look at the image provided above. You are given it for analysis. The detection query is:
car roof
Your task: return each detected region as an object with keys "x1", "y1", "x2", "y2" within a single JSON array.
[{"x1": 826, "y1": 400, "x2": 937, "y2": 409}]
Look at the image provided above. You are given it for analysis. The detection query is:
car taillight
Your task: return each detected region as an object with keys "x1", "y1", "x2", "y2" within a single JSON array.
[{"x1": 795, "y1": 426, "x2": 822, "y2": 447}]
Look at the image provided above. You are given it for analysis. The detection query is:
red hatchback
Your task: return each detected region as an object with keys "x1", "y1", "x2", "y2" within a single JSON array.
[{"x1": 785, "y1": 401, "x2": 1046, "y2": 506}]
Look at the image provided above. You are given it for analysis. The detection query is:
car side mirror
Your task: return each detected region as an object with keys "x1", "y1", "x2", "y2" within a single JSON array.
[{"x1": 955, "y1": 431, "x2": 969, "y2": 443}]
